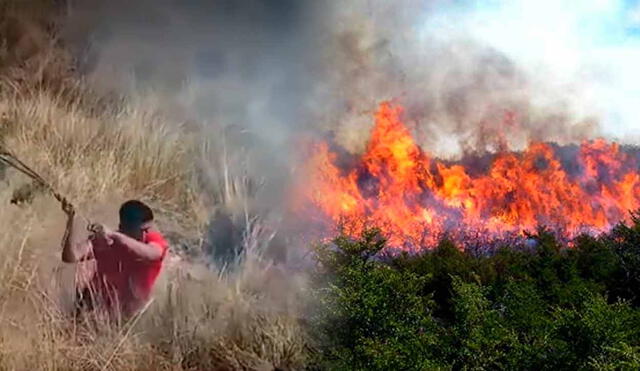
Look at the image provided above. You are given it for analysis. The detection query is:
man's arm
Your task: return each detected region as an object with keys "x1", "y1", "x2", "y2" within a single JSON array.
[
  {"x1": 61, "y1": 201, "x2": 93, "y2": 263},
  {"x1": 109, "y1": 231, "x2": 165, "y2": 261}
]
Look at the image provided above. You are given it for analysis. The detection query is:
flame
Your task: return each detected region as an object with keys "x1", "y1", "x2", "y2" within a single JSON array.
[{"x1": 295, "y1": 102, "x2": 640, "y2": 251}]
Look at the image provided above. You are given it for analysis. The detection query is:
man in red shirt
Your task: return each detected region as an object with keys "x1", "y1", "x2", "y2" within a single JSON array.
[{"x1": 61, "y1": 200, "x2": 169, "y2": 319}]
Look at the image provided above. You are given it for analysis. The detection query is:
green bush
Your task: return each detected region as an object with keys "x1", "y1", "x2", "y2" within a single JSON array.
[
  {"x1": 311, "y1": 218, "x2": 640, "y2": 370},
  {"x1": 311, "y1": 229, "x2": 446, "y2": 370},
  {"x1": 448, "y1": 277, "x2": 516, "y2": 370}
]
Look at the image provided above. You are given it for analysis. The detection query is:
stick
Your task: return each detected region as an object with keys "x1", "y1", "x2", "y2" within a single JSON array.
[
  {"x1": 0, "y1": 147, "x2": 94, "y2": 228},
  {"x1": 1, "y1": 149, "x2": 65, "y2": 203}
]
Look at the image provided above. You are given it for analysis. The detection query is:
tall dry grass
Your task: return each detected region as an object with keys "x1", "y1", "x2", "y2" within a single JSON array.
[
  {"x1": 0, "y1": 2, "x2": 312, "y2": 370},
  {"x1": 0, "y1": 195, "x2": 310, "y2": 370},
  {"x1": 0, "y1": 87, "x2": 206, "y2": 225},
  {"x1": 0, "y1": 73, "x2": 312, "y2": 371}
]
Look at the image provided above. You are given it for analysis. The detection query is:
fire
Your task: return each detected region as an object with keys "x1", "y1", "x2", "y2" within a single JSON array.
[{"x1": 295, "y1": 102, "x2": 640, "y2": 251}]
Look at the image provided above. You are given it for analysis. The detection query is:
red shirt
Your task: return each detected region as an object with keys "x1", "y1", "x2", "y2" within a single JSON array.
[{"x1": 89, "y1": 230, "x2": 168, "y2": 316}]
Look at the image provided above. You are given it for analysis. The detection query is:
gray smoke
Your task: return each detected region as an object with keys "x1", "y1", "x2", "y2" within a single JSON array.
[
  {"x1": 317, "y1": 0, "x2": 601, "y2": 158},
  {"x1": 62, "y1": 0, "x2": 606, "y2": 163},
  {"x1": 59, "y1": 0, "x2": 616, "y2": 261}
]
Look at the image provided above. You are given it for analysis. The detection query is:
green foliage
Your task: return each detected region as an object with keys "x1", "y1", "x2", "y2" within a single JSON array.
[
  {"x1": 311, "y1": 229, "x2": 445, "y2": 370},
  {"x1": 552, "y1": 294, "x2": 640, "y2": 368},
  {"x1": 311, "y1": 216, "x2": 640, "y2": 370},
  {"x1": 448, "y1": 277, "x2": 516, "y2": 370},
  {"x1": 588, "y1": 343, "x2": 640, "y2": 371}
]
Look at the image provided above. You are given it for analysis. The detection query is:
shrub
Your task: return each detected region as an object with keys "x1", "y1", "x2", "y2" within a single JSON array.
[
  {"x1": 313, "y1": 224, "x2": 640, "y2": 370},
  {"x1": 311, "y1": 229, "x2": 445, "y2": 370}
]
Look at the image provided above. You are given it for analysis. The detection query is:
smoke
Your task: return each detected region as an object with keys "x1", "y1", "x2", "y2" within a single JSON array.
[
  {"x1": 62, "y1": 0, "x2": 331, "y2": 220},
  {"x1": 421, "y1": 0, "x2": 640, "y2": 147},
  {"x1": 62, "y1": 0, "x2": 640, "y2": 157},
  {"x1": 65, "y1": 0, "x2": 322, "y2": 143},
  {"x1": 318, "y1": 0, "x2": 640, "y2": 159},
  {"x1": 58, "y1": 0, "x2": 640, "y2": 255}
]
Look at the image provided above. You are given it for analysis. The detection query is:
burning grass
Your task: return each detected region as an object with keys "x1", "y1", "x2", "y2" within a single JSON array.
[{"x1": 296, "y1": 102, "x2": 640, "y2": 251}]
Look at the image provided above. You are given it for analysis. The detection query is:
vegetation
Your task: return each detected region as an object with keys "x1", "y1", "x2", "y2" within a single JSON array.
[{"x1": 310, "y1": 223, "x2": 640, "y2": 370}]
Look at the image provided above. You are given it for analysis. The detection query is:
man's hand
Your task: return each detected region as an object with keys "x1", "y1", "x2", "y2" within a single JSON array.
[
  {"x1": 88, "y1": 223, "x2": 114, "y2": 246},
  {"x1": 61, "y1": 198, "x2": 75, "y2": 216},
  {"x1": 88, "y1": 222, "x2": 104, "y2": 235},
  {"x1": 61, "y1": 199, "x2": 94, "y2": 263}
]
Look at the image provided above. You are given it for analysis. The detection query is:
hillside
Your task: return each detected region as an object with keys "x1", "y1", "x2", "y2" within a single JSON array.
[{"x1": 0, "y1": 2, "x2": 309, "y2": 370}]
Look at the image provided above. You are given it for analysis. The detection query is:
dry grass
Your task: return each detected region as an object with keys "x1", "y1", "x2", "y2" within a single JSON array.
[
  {"x1": 0, "y1": 189, "x2": 311, "y2": 370},
  {"x1": 0, "y1": 87, "x2": 205, "y2": 223},
  {"x1": 0, "y1": 89, "x2": 311, "y2": 371},
  {"x1": 0, "y1": 2, "x2": 312, "y2": 370},
  {"x1": 0, "y1": 0, "x2": 75, "y2": 90},
  {"x1": 0, "y1": 207, "x2": 310, "y2": 370}
]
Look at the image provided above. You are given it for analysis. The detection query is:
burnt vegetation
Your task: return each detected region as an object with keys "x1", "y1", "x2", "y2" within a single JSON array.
[{"x1": 309, "y1": 216, "x2": 640, "y2": 370}]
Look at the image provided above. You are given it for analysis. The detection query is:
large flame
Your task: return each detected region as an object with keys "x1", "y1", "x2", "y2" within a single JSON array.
[{"x1": 295, "y1": 102, "x2": 640, "y2": 251}]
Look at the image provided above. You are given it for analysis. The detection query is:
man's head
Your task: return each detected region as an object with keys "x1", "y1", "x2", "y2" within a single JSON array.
[{"x1": 118, "y1": 200, "x2": 154, "y2": 241}]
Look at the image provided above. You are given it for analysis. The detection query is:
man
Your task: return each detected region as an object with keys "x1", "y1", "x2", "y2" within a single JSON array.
[{"x1": 61, "y1": 199, "x2": 169, "y2": 319}]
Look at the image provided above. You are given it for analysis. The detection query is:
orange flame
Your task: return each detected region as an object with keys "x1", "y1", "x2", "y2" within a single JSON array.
[{"x1": 295, "y1": 102, "x2": 640, "y2": 251}]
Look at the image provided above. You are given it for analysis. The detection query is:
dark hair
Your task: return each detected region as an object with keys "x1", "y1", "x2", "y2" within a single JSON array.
[{"x1": 119, "y1": 200, "x2": 154, "y2": 227}]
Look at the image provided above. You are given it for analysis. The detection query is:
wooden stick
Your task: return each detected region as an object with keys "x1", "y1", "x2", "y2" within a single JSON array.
[{"x1": 0, "y1": 148, "x2": 94, "y2": 227}]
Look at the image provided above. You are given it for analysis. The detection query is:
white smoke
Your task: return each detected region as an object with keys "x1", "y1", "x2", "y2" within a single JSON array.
[
  {"x1": 417, "y1": 0, "x2": 640, "y2": 143},
  {"x1": 313, "y1": 0, "x2": 640, "y2": 159}
]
